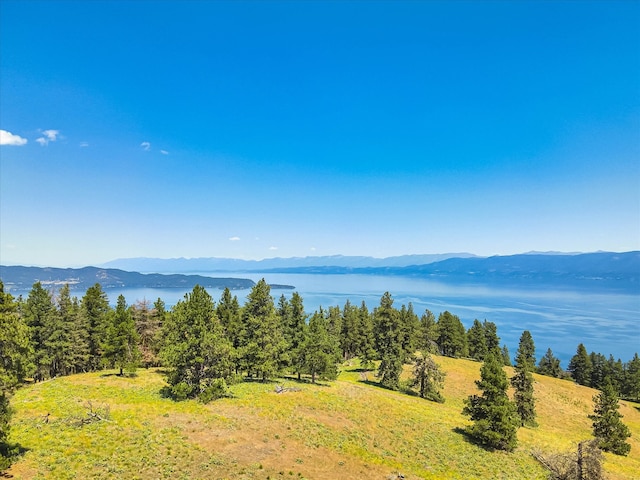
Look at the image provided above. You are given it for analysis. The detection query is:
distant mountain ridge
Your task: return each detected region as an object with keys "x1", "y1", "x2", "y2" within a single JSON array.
[
  {"x1": 101, "y1": 253, "x2": 478, "y2": 272},
  {"x1": 0, "y1": 266, "x2": 259, "y2": 292}
]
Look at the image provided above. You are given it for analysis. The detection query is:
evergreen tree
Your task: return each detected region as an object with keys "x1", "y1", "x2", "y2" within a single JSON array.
[
  {"x1": 605, "y1": 355, "x2": 624, "y2": 392},
  {"x1": 538, "y1": 348, "x2": 562, "y2": 378},
  {"x1": 356, "y1": 301, "x2": 377, "y2": 369},
  {"x1": 483, "y1": 320, "x2": 502, "y2": 361},
  {"x1": 511, "y1": 330, "x2": 537, "y2": 427},
  {"x1": 240, "y1": 279, "x2": 286, "y2": 380},
  {"x1": 341, "y1": 300, "x2": 361, "y2": 361},
  {"x1": 24, "y1": 282, "x2": 56, "y2": 381},
  {"x1": 103, "y1": 295, "x2": 140, "y2": 376},
  {"x1": 463, "y1": 353, "x2": 520, "y2": 451},
  {"x1": 416, "y1": 309, "x2": 438, "y2": 354},
  {"x1": 161, "y1": 285, "x2": 233, "y2": 401},
  {"x1": 216, "y1": 288, "x2": 242, "y2": 372},
  {"x1": 590, "y1": 352, "x2": 607, "y2": 390},
  {"x1": 46, "y1": 285, "x2": 76, "y2": 377},
  {"x1": 589, "y1": 379, "x2": 631, "y2": 456},
  {"x1": 399, "y1": 302, "x2": 419, "y2": 359},
  {"x1": 569, "y1": 343, "x2": 592, "y2": 386},
  {"x1": 467, "y1": 319, "x2": 488, "y2": 361},
  {"x1": 623, "y1": 353, "x2": 640, "y2": 401},
  {"x1": 374, "y1": 292, "x2": 404, "y2": 390},
  {"x1": 410, "y1": 351, "x2": 445, "y2": 402},
  {"x1": 58, "y1": 286, "x2": 90, "y2": 374},
  {"x1": 0, "y1": 281, "x2": 33, "y2": 469},
  {"x1": 501, "y1": 345, "x2": 512, "y2": 367},
  {"x1": 80, "y1": 283, "x2": 111, "y2": 371},
  {"x1": 436, "y1": 311, "x2": 467, "y2": 358},
  {"x1": 132, "y1": 299, "x2": 163, "y2": 367},
  {"x1": 301, "y1": 309, "x2": 338, "y2": 383}
]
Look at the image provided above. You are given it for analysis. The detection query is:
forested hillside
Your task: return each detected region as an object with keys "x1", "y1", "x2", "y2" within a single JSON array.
[{"x1": 1, "y1": 279, "x2": 638, "y2": 478}]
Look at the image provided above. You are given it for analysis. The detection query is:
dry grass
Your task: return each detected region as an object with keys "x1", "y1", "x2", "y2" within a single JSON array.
[{"x1": 5, "y1": 357, "x2": 639, "y2": 480}]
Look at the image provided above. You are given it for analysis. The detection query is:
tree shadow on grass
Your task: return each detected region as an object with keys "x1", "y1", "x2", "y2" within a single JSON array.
[
  {"x1": 0, "y1": 443, "x2": 29, "y2": 477},
  {"x1": 452, "y1": 426, "x2": 505, "y2": 453}
]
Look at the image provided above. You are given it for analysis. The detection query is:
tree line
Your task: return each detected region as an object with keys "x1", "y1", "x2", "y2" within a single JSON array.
[{"x1": 1, "y1": 279, "x2": 637, "y2": 468}]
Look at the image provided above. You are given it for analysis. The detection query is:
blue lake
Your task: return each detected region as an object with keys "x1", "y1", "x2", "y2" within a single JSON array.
[{"x1": 92, "y1": 272, "x2": 639, "y2": 367}]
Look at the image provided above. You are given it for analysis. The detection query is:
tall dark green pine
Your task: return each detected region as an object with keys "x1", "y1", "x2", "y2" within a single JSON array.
[
  {"x1": 463, "y1": 353, "x2": 520, "y2": 451},
  {"x1": 537, "y1": 348, "x2": 562, "y2": 378},
  {"x1": 356, "y1": 301, "x2": 377, "y2": 370},
  {"x1": 590, "y1": 352, "x2": 607, "y2": 390},
  {"x1": 416, "y1": 309, "x2": 438, "y2": 354},
  {"x1": 436, "y1": 311, "x2": 467, "y2": 358},
  {"x1": 511, "y1": 330, "x2": 537, "y2": 427},
  {"x1": 374, "y1": 292, "x2": 403, "y2": 390},
  {"x1": 161, "y1": 285, "x2": 233, "y2": 401},
  {"x1": 399, "y1": 302, "x2": 419, "y2": 359},
  {"x1": 1, "y1": 281, "x2": 33, "y2": 469},
  {"x1": 483, "y1": 320, "x2": 502, "y2": 362},
  {"x1": 285, "y1": 292, "x2": 308, "y2": 379},
  {"x1": 341, "y1": 300, "x2": 361, "y2": 361},
  {"x1": 589, "y1": 379, "x2": 631, "y2": 456},
  {"x1": 80, "y1": 283, "x2": 111, "y2": 371},
  {"x1": 24, "y1": 282, "x2": 56, "y2": 381},
  {"x1": 623, "y1": 353, "x2": 640, "y2": 401},
  {"x1": 46, "y1": 285, "x2": 76, "y2": 377},
  {"x1": 568, "y1": 343, "x2": 592, "y2": 386},
  {"x1": 467, "y1": 319, "x2": 488, "y2": 361},
  {"x1": 104, "y1": 295, "x2": 140, "y2": 376},
  {"x1": 58, "y1": 286, "x2": 90, "y2": 374},
  {"x1": 216, "y1": 287, "x2": 242, "y2": 372},
  {"x1": 301, "y1": 309, "x2": 338, "y2": 383},
  {"x1": 240, "y1": 279, "x2": 286, "y2": 380}
]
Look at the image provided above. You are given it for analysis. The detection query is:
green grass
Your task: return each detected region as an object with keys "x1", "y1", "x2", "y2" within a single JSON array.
[{"x1": 5, "y1": 358, "x2": 640, "y2": 479}]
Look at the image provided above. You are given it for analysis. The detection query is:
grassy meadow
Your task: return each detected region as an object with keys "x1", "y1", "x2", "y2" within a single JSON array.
[{"x1": 5, "y1": 357, "x2": 640, "y2": 480}]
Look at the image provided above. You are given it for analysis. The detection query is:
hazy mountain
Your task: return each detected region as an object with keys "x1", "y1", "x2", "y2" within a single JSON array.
[
  {"x1": 0, "y1": 266, "x2": 259, "y2": 292},
  {"x1": 100, "y1": 253, "x2": 477, "y2": 273}
]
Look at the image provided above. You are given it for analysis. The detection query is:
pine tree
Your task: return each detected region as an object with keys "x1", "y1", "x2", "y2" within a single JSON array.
[
  {"x1": 511, "y1": 330, "x2": 537, "y2": 427},
  {"x1": 59, "y1": 287, "x2": 90, "y2": 374},
  {"x1": 132, "y1": 299, "x2": 163, "y2": 367},
  {"x1": 623, "y1": 353, "x2": 640, "y2": 401},
  {"x1": 80, "y1": 283, "x2": 111, "y2": 371},
  {"x1": 161, "y1": 285, "x2": 233, "y2": 401},
  {"x1": 46, "y1": 285, "x2": 76, "y2": 377},
  {"x1": 103, "y1": 295, "x2": 140, "y2": 376},
  {"x1": 24, "y1": 282, "x2": 56, "y2": 381},
  {"x1": 374, "y1": 292, "x2": 403, "y2": 390},
  {"x1": 301, "y1": 309, "x2": 338, "y2": 383},
  {"x1": 416, "y1": 309, "x2": 438, "y2": 354},
  {"x1": 399, "y1": 302, "x2": 419, "y2": 359},
  {"x1": 463, "y1": 353, "x2": 520, "y2": 451},
  {"x1": 538, "y1": 348, "x2": 562, "y2": 378},
  {"x1": 341, "y1": 300, "x2": 361, "y2": 361},
  {"x1": 436, "y1": 311, "x2": 467, "y2": 358},
  {"x1": 569, "y1": 343, "x2": 592, "y2": 386},
  {"x1": 216, "y1": 288, "x2": 242, "y2": 372},
  {"x1": 467, "y1": 319, "x2": 488, "y2": 361},
  {"x1": 240, "y1": 279, "x2": 286, "y2": 380},
  {"x1": 0, "y1": 281, "x2": 33, "y2": 469},
  {"x1": 483, "y1": 320, "x2": 502, "y2": 361},
  {"x1": 356, "y1": 301, "x2": 377, "y2": 370},
  {"x1": 410, "y1": 351, "x2": 445, "y2": 402},
  {"x1": 589, "y1": 379, "x2": 631, "y2": 456}
]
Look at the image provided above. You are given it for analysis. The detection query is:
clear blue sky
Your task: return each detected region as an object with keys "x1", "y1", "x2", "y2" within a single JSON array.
[{"x1": 1, "y1": 0, "x2": 639, "y2": 267}]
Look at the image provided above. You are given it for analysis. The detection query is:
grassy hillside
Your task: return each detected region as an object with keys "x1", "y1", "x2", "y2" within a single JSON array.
[{"x1": 5, "y1": 357, "x2": 640, "y2": 479}]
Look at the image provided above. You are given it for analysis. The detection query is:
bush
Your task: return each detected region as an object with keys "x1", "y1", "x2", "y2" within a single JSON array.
[{"x1": 198, "y1": 379, "x2": 231, "y2": 404}]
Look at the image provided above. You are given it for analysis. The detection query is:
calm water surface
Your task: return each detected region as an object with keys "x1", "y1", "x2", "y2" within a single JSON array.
[{"x1": 96, "y1": 273, "x2": 639, "y2": 366}]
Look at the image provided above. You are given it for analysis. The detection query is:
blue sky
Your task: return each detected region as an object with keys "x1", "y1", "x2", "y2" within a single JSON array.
[{"x1": 1, "y1": 0, "x2": 639, "y2": 267}]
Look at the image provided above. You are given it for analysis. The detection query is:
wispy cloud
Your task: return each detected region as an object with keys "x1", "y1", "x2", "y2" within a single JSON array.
[
  {"x1": 80, "y1": 142, "x2": 89, "y2": 148},
  {"x1": 229, "y1": 236, "x2": 241, "y2": 241},
  {"x1": 36, "y1": 129, "x2": 60, "y2": 146},
  {"x1": 160, "y1": 149, "x2": 169, "y2": 155},
  {"x1": 269, "y1": 246, "x2": 278, "y2": 251},
  {"x1": 140, "y1": 141, "x2": 151, "y2": 151},
  {"x1": 0, "y1": 129, "x2": 28, "y2": 146}
]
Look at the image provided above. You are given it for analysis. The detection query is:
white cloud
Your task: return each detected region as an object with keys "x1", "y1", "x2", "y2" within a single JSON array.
[
  {"x1": 80, "y1": 142, "x2": 89, "y2": 148},
  {"x1": 160, "y1": 149, "x2": 169, "y2": 155},
  {"x1": 36, "y1": 129, "x2": 60, "y2": 146},
  {"x1": 0, "y1": 130, "x2": 28, "y2": 146},
  {"x1": 140, "y1": 141, "x2": 151, "y2": 151},
  {"x1": 269, "y1": 246, "x2": 278, "y2": 251},
  {"x1": 229, "y1": 236, "x2": 241, "y2": 241}
]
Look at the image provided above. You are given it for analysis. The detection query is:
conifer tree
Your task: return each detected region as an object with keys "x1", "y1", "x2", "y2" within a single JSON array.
[
  {"x1": 301, "y1": 309, "x2": 338, "y2": 383},
  {"x1": 104, "y1": 295, "x2": 140, "y2": 376},
  {"x1": 463, "y1": 353, "x2": 520, "y2": 451},
  {"x1": 589, "y1": 379, "x2": 631, "y2": 455},
  {"x1": 356, "y1": 301, "x2": 377, "y2": 369},
  {"x1": 410, "y1": 351, "x2": 445, "y2": 402},
  {"x1": 436, "y1": 311, "x2": 467, "y2": 358},
  {"x1": 511, "y1": 330, "x2": 537, "y2": 427},
  {"x1": 501, "y1": 345, "x2": 512, "y2": 367},
  {"x1": 24, "y1": 282, "x2": 56, "y2": 380},
  {"x1": 623, "y1": 353, "x2": 640, "y2": 401},
  {"x1": 1, "y1": 281, "x2": 33, "y2": 469},
  {"x1": 58, "y1": 286, "x2": 90, "y2": 374},
  {"x1": 538, "y1": 348, "x2": 562, "y2": 378},
  {"x1": 46, "y1": 285, "x2": 76, "y2": 377},
  {"x1": 341, "y1": 300, "x2": 361, "y2": 361},
  {"x1": 161, "y1": 285, "x2": 233, "y2": 401},
  {"x1": 399, "y1": 302, "x2": 419, "y2": 358},
  {"x1": 80, "y1": 283, "x2": 111, "y2": 371},
  {"x1": 216, "y1": 288, "x2": 242, "y2": 372},
  {"x1": 374, "y1": 292, "x2": 403, "y2": 390},
  {"x1": 569, "y1": 343, "x2": 592, "y2": 386},
  {"x1": 416, "y1": 309, "x2": 438, "y2": 354},
  {"x1": 467, "y1": 319, "x2": 488, "y2": 361},
  {"x1": 483, "y1": 320, "x2": 502, "y2": 363},
  {"x1": 240, "y1": 279, "x2": 286, "y2": 380},
  {"x1": 132, "y1": 299, "x2": 163, "y2": 367},
  {"x1": 287, "y1": 292, "x2": 308, "y2": 379}
]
